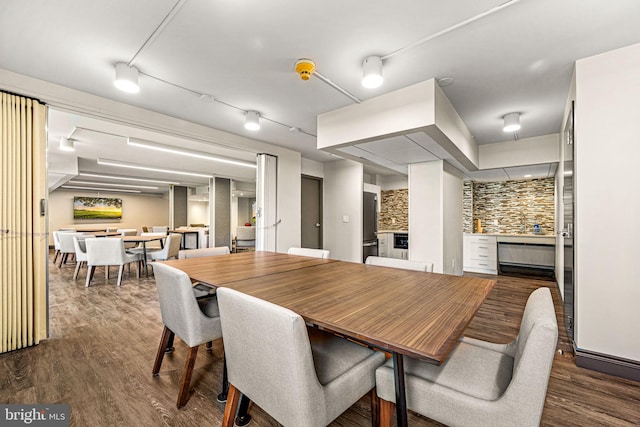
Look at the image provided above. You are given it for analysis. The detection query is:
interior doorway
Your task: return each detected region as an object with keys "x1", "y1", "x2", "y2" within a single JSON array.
[{"x1": 301, "y1": 176, "x2": 323, "y2": 249}]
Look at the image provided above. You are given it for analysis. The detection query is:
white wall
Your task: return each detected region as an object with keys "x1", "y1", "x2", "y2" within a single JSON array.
[
  {"x1": 575, "y1": 42, "x2": 640, "y2": 361},
  {"x1": 443, "y1": 163, "x2": 464, "y2": 275},
  {"x1": 187, "y1": 200, "x2": 208, "y2": 226},
  {"x1": 377, "y1": 174, "x2": 408, "y2": 191},
  {"x1": 301, "y1": 158, "x2": 324, "y2": 178},
  {"x1": 275, "y1": 150, "x2": 301, "y2": 253},
  {"x1": 323, "y1": 159, "x2": 363, "y2": 262},
  {"x1": 479, "y1": 133, "x2": 560, "y2": 169},
  {"x1": 48, "y1": 189, "x2": 169, "y2": 244},
  {"x1": 409, "y1": 161, "x2": 443, "y2": 272}
]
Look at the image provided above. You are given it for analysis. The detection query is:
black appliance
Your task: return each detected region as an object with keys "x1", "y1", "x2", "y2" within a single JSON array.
[
  {"x1": 393, "y1": 232, "x2": 408, "y2": 250},
  {"x1": 362, "y1": 192, "x2": 378, "y2": 263}
]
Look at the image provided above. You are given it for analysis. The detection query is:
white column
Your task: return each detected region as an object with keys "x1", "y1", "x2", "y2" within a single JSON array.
[{"x1": 256, "y1": 153, "x2": 278, "y2": 251}]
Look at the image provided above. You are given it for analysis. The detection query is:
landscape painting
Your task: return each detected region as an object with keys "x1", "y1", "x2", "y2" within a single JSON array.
[{"x1": 73, "y1": 197, "x2": 122, "y2": 219}]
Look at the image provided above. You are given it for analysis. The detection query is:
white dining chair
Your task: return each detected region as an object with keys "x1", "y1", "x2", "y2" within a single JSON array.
[
  {"x1": 72, "y1": 234, "x2": 95, "y2": 280},
  {"x1": 117, "y1": 228, "x2": 138, "y2": 249},
  {"x1": 287, "y1": 247, "x2": 330, "y2": 259},
  {"x1": 365, "y1": 256, "x2": 433, "y2": 272},
  {"x1": 178, "y1": 246, "x2": 230, "y2": 259},
  {"x1": 56, "y1": 232, "x2": 85, "y2": 268},
  {"x1": 85, "y1": 238, "x2": 143, "y2": 287}
]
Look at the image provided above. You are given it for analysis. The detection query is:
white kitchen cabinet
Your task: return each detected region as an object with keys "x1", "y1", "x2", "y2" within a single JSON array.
[
  {"x1": 463, "y1": 234, "x2": 497, "y2": 274},
  {"x1": 378, "y1": 232, "x2": 390, "y2": 257}
]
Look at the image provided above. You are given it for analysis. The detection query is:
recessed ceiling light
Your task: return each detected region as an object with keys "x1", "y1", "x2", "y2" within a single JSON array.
[
  {"x1": 60, "y1": 185, "x2": 141, "y2": 193},
  {"x1": 78, "y1": 173, "x2": 178, "y2": 185},
  {"x1": 68, "y1": 180, "x2": 158, "y2": 190},
  {"x1": 97, "y1": 158, "x2": 214, "y2": 178},
  {"x1": 437, "y1": 77, "x2": 454, "y2": 87},
  {"x1": 127, "y1": 138, "x2": 257, "y2": 168}
]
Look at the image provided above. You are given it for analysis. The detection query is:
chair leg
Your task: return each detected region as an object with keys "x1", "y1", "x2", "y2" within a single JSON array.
[
  {"x1": 105, "y1": 265, "x2": 109, "y2": 281},
  {"x1": 378, "y1": 397, "x2": 395, "y2": 427},
  {"x1": 53, "y1": 250, "x2": 59, "y2": 264},
  {"x1": 85, "y1": 266, "x2": 96, "y2": 287},
  {"x1": 222, "y1": 384, "x2": 241, "y2": 427},
  {"x1": 177, "y1": 346, "x2": 199, "y2": 408},
  {"x1": 370, "y1": 388, "x2": 380, "y2": 427},
  {"x1": 135, "y1": 261, "x2": 140, "y2": 279},
  {"x1": 217, "y1": 354, "x2": 229, "y2": 402},
  {"x1": 117, "y1": 265, "x2": 124, "y2": 287},
  {"x1": 73, "y1": 261, "x2": 82, "y2": 280},
  {"x1": 152, "y1": 326, "x2": 174, "y2": 376}
]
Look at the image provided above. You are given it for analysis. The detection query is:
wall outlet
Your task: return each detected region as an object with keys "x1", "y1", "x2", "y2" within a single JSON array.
[
  {"x1": 392, "y1": 218, "x2": 396, "y2": 224},
  {"x1": 493, "y1": 219, "x2": 498, "y2": 226},
  {"x1": 342, "y1": 215, "x2": 350, "y2": 223}
]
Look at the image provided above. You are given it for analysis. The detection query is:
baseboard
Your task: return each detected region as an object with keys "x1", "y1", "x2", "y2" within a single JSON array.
[{"x1": 576, "y1": 348, "x2": 640, "y2": 382}]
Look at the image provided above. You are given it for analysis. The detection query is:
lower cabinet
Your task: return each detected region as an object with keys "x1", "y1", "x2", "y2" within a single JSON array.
[
  {"x1": 463, "y1": 234, "x2": 498, "y2": 274},
  {"x1": 378, "y1": 233, "x2": 389, "y2": 257}
]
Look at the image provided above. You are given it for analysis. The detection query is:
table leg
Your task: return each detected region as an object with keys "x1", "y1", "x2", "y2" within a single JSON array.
[
  {"x1": 393, "y1": 352, "x2": 408, "y2": 427},
  {"x1": 142, "y1": 242, "x2": 149, "y2": 277},
  {"x1": 195, "y1": 232, "x2": 199, "y2": 249}
]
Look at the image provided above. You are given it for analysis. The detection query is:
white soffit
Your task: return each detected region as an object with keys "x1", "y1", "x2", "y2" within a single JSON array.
[{"x1": 356, "y1": 135, "x2": 440, "y2": 164}]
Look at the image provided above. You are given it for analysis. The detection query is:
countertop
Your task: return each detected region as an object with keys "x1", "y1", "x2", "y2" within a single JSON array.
[
  {"x1": 378, "y1": 230, "x2": 408, "y2": 234},
  {"x1": 465, "y1": 233, "x2": 555, "y2": 244}
]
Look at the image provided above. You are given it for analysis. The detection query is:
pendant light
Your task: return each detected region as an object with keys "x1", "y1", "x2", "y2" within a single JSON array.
[
  {"x1": 244, "y1": 111, "x2": 261, "y2": 131},
  {"x1": 362, "y1": 56, "x2": 384, "y2": 88},
  {"x1": 503, "y1": 112, "x2": 521, "y2": 132},
  {"x1": 114, "y1": 63, "x2": 140, "y2": 93},
  {"x1": 59, "y1": 136, "x2": 74, "y2": 151}
]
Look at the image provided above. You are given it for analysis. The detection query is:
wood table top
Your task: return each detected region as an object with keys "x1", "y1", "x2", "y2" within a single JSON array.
[
  {"x1": 161, "y1": 251, "x2": 494, "y2": 364},
  {"x1": 117, "y1": 235, "x2": 165, "y2": 242},
  {"x1": 162, "y1": 251, "x2": 335, "y2": 285}
]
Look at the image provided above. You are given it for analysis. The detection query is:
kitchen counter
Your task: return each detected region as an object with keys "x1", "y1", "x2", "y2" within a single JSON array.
[
  {"x1": 379, "y1": 230, "x2": 408, "y2": 234},
  {"x1": 465, "y1": 233, "x2": 555, "y2": 245}
]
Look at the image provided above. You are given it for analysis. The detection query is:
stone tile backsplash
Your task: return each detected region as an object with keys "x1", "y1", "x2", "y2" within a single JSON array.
[
  {"x1": 463, "y1": 178, "x2": 555, "y2": 235},
  {"x1": 379, "y1": 189, "x2": 408, "y2": 230}
]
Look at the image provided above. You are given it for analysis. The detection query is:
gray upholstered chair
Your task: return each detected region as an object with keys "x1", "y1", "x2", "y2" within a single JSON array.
[
  {"x1": 151, "y1": 262, "x2": 223, "y2": 408},
  {"x1": 85, "y1": 238, "x2": 143, "y2": 287},
  {"x1": 217, "y1": 287, "x2": 386, "y2": 427},
  {"x1": 117, "y1": 228, "x2": 138, "y2": 249},
  {"x1": 365, "y1": 255, "x2": 433, "y2": 272},
  {"x1": 52, "y1": 231, "x2": 62, "y2": 264},
  {"x1": 147, "y1": 233, "x2": 182, "y2": 262},
  {"x1": 287, "y1": 247, "x2": 331, "y2": 259},
  {"x1": 234, "y1": 226, "x2": 255, "y2": 253},
  {"x1": 72, "y1": 234, "x2": 95, "y2": 280},
  {"x1": 178, "y1": 246, "x2": 230, "y2": 259},
  {"x1": 375, "y1": 287, "x2": 558, "y2": 427}
]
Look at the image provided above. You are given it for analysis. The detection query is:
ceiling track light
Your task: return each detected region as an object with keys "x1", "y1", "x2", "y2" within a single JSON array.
[
  {"x1": 503, "y1": 112, "x2": 521, "y2": 132},
  {"x1": 59, "y1": 136, "x2": 74, "y2": 151},
  {"x1": 362, "y1": 56, "x2": 384, "y2": 89},
  {"x1": 114, "y1": 62, "x2": 140, "y2": 93},
  {"x1": 78, "y1": 173, "x2": 179, "y2": 185},
  {"x1": 244, "y1": 111, "x2": 261, "y2": 131}
]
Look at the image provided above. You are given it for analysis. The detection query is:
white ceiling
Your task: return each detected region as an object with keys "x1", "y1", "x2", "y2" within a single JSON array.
[{"x1": 1, "y1": 0, "x2": 639, "y2": 188}]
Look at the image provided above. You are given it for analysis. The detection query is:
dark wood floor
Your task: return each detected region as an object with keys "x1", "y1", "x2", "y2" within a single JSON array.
[{"x1": 1, "y1": 253, "x2": 639, "y2": 426}]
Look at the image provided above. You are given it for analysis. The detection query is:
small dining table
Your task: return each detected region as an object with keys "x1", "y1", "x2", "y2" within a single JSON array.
[
  {"x1": 161, "y1": 251, "x2": 495, "y2": 427},
  {"x1": 92, "y1": 231, "x2": 122, "y2": 238},
  {"x1": 118, "y1": 235, "x2": 165, "y2": 277},
  {"x1": 168, "y1": 229, "x2": 201, "y2": 250}
]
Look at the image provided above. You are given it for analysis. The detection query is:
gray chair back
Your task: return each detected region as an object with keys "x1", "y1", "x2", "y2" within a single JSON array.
[
  {"x1": 58, "y1": 232, "x2": 85, "y2": 254},
  {"x1": 72, "y1": 234, "x2": 94, "y2": 262},
  {"x1": 178, "y1": 246, "x2": 230, "y2": 259},
  {"x1": 365, "y1": 256, "x2": 433, "y2": 272},
  {"x1": 152, "y1": 262, "x2": 222, "y2": 347},
  {"x1": 287, "y1": 247, "x2": 330, "y2": 259},
  {"x1": 217, "y1": 287, "x2": 325, "y2": 426}
]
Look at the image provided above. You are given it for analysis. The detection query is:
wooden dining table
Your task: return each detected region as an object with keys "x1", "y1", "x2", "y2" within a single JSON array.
[{"x1": 161, "y1": 251, "x2": 495, "y2": 427}]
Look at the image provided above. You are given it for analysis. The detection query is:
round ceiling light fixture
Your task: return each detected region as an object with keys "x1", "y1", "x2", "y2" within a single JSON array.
[
  {"x1": 114, "y1": 62, "x2": 140, "y2": 93},
  {"x1": 244, "y1": 110, "x2": 261, "y2": 131},
  {"x1": 503, "y1": 112, "x2": 521, "y2": 132},
  {"x1": 362, "y1": 56, "x2": 383, "y2": 88}
]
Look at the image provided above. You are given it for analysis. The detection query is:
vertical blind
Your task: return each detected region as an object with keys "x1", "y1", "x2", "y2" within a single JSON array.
[{"x1": 0, "y1": 91, "x2": 47, "y2": 353}]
